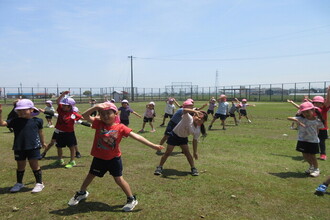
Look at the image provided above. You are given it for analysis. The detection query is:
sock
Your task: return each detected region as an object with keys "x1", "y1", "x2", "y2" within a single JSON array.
[
  {"x1": 33, "y1": 169, "x2": 42, "y2": 184},
  {"x1": 17, "y1": 170, "x2": 25, "y2": 183},
  {"x1": 127, "y1": 195, "x2": 135, "y2": 201}
]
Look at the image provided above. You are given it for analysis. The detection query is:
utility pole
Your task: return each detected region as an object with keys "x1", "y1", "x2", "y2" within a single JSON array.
[{"x1": 128, "y1": 55, "x2": 134, "y2": 101}]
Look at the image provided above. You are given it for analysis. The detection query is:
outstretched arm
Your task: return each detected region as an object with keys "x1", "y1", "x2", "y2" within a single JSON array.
[
  {"x1": 288, "y1": 117, "x2": 305, "y2": 127},
  {"x1": 57, "y1": 91, "x2": 69, "y2": 105},
  {"x1": 132, "y1": 111, "x2": 142, "y2": 118},
  {"x1": 287, "y1": 99, "x2": 300, "y2": 109},
  {"x1": 128, "y1": 132, "x2": 164, "y2": 151},
  {"x1": 325, "y1": 86, "x2": 330, "y2": 107}
]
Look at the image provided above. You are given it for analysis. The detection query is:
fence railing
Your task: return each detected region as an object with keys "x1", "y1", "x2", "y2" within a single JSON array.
[{"x1": 0, "y1": 81, "x2": 329, "y2": 105}]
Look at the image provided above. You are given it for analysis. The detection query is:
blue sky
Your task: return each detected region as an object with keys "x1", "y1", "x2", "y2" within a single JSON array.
[{"x1": 0, "y1": 0, "x2": 329, "y2": 88}]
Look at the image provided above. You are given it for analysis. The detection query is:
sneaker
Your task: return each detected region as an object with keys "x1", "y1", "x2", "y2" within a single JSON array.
[
  {"x1": 122, "y1": 196, "x2": 138, "y2": 212},
  {"x1": 315, "y1": 184, "x2": 328, "y2": 196},
  {"x1": 49, "y1": 125, "x2": 54, "y2": 128},
  {"x1": 68, "y1": 191, "x2": 89, "y2": 206},
  {"x1": 31, "y1": 183, "x2": 45, "y2": 193},
  {"x1": 310, "y1": 168, "x2": 320, "y2": 177},
  {"x1": 320, "y1": 154, "x2": 327, "y2": 160},
  {"x1": 160, "y1": 123, "x2": 164, "y2": 127},
  {"x1": 10, "y1": 183, "x2": 24, "y2": 193},
  {"x1": 151, "y1": 129, "x2": 156, "y2": 133},
  {"x1": 138, "y1": 129, "x2": 144, "y2": 133},
  {"x1": 156, "y1": 150, "x2": 162, "y2": 155},
  {"x1": 305, "y1": 166, "x2": 314, "y2": 174},
  {"x1": 248, "y1": 119, "x2": 252, "y2": 123},
  {"x1": 191, "y1": 167, "x2": 199, "y2": 176},
  {"x1": 208, "y1": 125, "x2": 212, "y2": 130},
  {"x1": 154, "y1": 166, "x2": 163, "y2": 175},
  {"x1": 65, "y1": 160, "x2": 76, "y2": 169},
  {"x1": 76, "y1": 151, "x2": 81, "y2": 158},
  {"x1": 52, "y1": 159, "x2": 65, "y2": 166}
]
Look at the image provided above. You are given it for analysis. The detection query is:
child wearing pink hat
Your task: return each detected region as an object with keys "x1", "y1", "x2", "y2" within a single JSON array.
[
  {"x1": 288, "y1": 102, "x2": 325, "y2": 177},
  {"x1": 139, "y1": 102, "x2": 157, "y2": 133},
  {"x1": 0, "y1": 100, "x2": 46, "y2": 193},
  {"x1": 237, "y1": 98, "x2": 255, "y2": 123},
  {"x1": 68, "y1": 102, "x2": 164, "y2": 211},
  {"x1": 311, "y1": 87, "x2": 330, "y2": 160}
]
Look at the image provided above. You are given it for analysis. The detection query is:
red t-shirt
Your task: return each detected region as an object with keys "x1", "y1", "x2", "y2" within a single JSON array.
[
  {"x1": 55, "y1": 105, "x2": 82, "y2": 132},
  {"x1": 319, "y1": 105, "x2": 330, "y2": 130},
  {"x1": 91, "y1": 119, "x2": 132, "y2": 160}
]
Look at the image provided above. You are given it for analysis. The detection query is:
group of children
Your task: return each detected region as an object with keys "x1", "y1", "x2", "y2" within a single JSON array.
[{"x1": 1, "y1": 89, "x2": 329, "y2": 212}]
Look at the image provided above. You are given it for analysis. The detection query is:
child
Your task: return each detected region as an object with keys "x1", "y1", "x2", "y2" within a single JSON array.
[
  {"x1": 68, "y1": 102, "x2": 164, "y2": 211},
  {"x1": 311, "y1": 88, "x2": 330, "y2": 160},
  {"x1": 287, "y1": 102, "x2": 325, "y2": 177},
  {"x1": 315, "y1": 176, "x2": 330, "y2": 195},
  {"x1": 139, "y1": 102, "x2": 156, "y2": 133},
  {"x1": 44, "y1": 100, "x2": 55, "y2": 128},
  {"x1": 238, "y1": 98, "x2": 255, "y2": 123},
  {"x1": 228, "y1": 98, "x2": 240, "y2": 126},
  {"x1": 207, "y1": 97, "x2": 217, "y2": 117},
  {"x1": 118, "y1": 99, "x2": 141, "y2": 126},
  {"x1": 208, "y1": 94, "x2": 229, "y2": 130},
  {"x1": 52, "y1": 91, "x2": 83, "y2": 168},
  {"x1": 0, "y1": 100, "x2": 46, "y2": 193},
  {"x1": 160, "y1": 98, "x2": 179, "y2": 127},
  {"x1": 154, "y1": 108, "x2": 207, "y2": 176}
]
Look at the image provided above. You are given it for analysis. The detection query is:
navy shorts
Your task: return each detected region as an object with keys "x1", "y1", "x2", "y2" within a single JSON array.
[
  {"x1": 45, "y1": 115, "x2": 53, "y2": 119},
  {"x1": 239, "y1": 109, "x2": 247, "y2": 116},
  {"x1": 296, "y1": 141, "x2": 320, "y2": 154},
  {"x1": 207, "y1": 109, "x2": 214, "y2": 115},
  {"x1": 167, "y1": 132, "x2": 188, "y2": 146},
  {"x1": 164, "y1": 113, "x2": 173, "y2": 118},
  {"x1": 56, "y1": 131, "x2": 77, "y2": 148},
  {"x1": 89, "y1": 157, "x2": 123, "y2": 177},
  {"x1": 51, "y1": 131, "x2": 59, "y2": 140},
  {"x1": 14, "y1": 149, "x2": 41, "y2": 161},
  {"x1": 164, "y1": 121, "x2": 177, "y2": 136},
  {"x1": 319, "y1": 130, "x2": 328, "y2": 140},
  {"x1": 121, "y1": 119, "x2": 129, "y2": 126},
  {"x1": 229, "y1": 113, "x2": 236, "y2": 117},
  {"x1": 214, "y1": 113, "x2": 227, "y2": 121},
  {"x1": 143, "y1": 117, "x2": 153, "y2": 123}
]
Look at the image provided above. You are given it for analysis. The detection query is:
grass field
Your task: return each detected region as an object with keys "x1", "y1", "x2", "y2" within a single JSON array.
[{"x1": 0, "y1": 101, "x2": 329, "y2": 220}]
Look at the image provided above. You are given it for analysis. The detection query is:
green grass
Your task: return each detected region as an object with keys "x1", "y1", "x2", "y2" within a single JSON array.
[{"x1": 1, "y1": 101, "x2": 330, "y2": 220}]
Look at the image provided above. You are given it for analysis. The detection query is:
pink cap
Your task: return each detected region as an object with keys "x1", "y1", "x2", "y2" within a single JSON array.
[
  {"x1": 168, "y1": 98, "x2": 174, "y2": 102},
  {"x1": 45, "y1": 100, "x2": 53, "y2": 106},
  {"x1": 186, "y1": 98, "x2": 194, "y2": 103},
  {"x1": 299, "y1": 102, "x2": 314, "y2": 113},
  {"x1": 242, "y1": 99, "x2": 247, "y2": 102},
  {"x1": 312, "y1": 96, "x2": 324, "y2": 103},
  {"x1": 183, "y1": 100, "x2": 194, "y2": 107},
  {"x1": 103, "y1": 102, "x2": 118, "y2": 113},
  {"x1": 15, "y1": 99, "x2": 39, "y2": 112}
]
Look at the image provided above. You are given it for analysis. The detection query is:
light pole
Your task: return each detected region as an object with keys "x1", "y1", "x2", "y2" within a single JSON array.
[{"x1": 128, "y1": 55, "x2": 134, "y2": 101}]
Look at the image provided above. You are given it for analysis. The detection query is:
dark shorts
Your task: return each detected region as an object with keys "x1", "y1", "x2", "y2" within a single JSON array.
[
  {"x1": 89, "y1": 156, "x2": 123, "y2": 177},
  {"x1": 229, "y1": 113, "x2": 236, "y2": 117},
  {"x1": 214, "y1": 113, "x2": 227, "y2": 121},
  {"x1": 296, "y1": 141, "x2": 320, "y2": 154},
  {"x1": 14, "y1": 149, "x2": 41, "y2": 161},
  {"x1": 143, "y1": 117, "x2": 153, "y2": 123},
  {"x1": 207, "y1": 109, "x2": 214, "y2": 115},
  {"x1": 52, "y1": 131, "x2": 59, "y2": 140},
  {"x1": 239, "y1": 109, "x2": 247, "y2": 116},
  {"x1": 164, "y1": 121, "x2": 177, "y2": 136},
  {"x1": 56, "y1": 131, "x2": 77, "y2": 148},
  {"x1": 121, "y1": 119, "x2": 129, "y2": 126},
  {"x1": 90, "y1": 111, "x2": 97, "y2": 117},
  {"x1": 319, "y1": 130, "x2": 329, "y2": 140},
  {"x1": 166, "y1": 132, "x2": 188, "y2": 146},
  {"x1": 45, "y1": 115, "x2": 53, "y2": 119},
  {"x1": 164, "y1": 113, "x2": 173, "y2": 118}
]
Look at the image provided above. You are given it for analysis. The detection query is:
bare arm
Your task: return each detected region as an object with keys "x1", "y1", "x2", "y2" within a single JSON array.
[
  {"x1": 173, "y1": 98, "x2": 181, "y2": 107},
  {"x1": 38, "y1": 129, "x2": 47, "y2": 148},
  {"x1": 128, "y1": 132, "x2": 164, "y2": 151},
  {"x1": 57, "y1": 91, "x2": 69, "y2": 105},
  {"x1": 287, "y1": 100, "x2": 300, "y2": 109},
  {"x1": 287, "y1": 117, "x2": 305, "y2": 127},
  {"x1": 82, "y1": 106, "x2": 100, "y2": 124},
  {"x1": 132, "y1": 111, "x2": 142, "y2": 118},
  {"x1": 0, "y1": 104, "x2": 8, "y2": 126},
  {"x1": 192, "y1": 139, "x2": 198, "y2": 160},
  {"x1": 325, "y1": 86, "x2": 330, "y2": 107}
]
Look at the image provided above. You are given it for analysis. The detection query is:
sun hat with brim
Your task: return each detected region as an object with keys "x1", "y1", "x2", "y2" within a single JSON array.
[
  {"x1": 15, "y1": 99, "x2": 39, "y2": 112},
  {"x1": 60, "y1": 97, "x2": 76, "y2": 106},
  {"x1": 73, "y1": 106, "x2": 79, "y2": 112},
  {"x1": 103, "y1": 102, "x2": 118, "y2": 113},
  {"x1": 186, "y1": 98, "x2": 194, "y2": 103},
  {"x1": 242, "y1": 99, "x2": 247, "y2": 102},
  {"x1": 312, "y1": 96, "x2": 324, "y2": 103},
  {"x1": 110, "y1": 99, "x2": 115, "y2": 103},
  {"x1": 149, "y1": 102, "x2": 155, "y2": 106},
  {"x1": 45, "y1": 100, "x2": 53, "y2": 106},
  {"x1": 299, "y1": 102, "x2": 314, "y2": 113},
  {"x1": 168, "y1": 98, "x2": 174, "y2": 102},
  {"x1": 183, "y1": 100, "x2": 194, "y2": 107},
  {"x1": 121, "y1": 99, "x2": 129, "y2": 104}
]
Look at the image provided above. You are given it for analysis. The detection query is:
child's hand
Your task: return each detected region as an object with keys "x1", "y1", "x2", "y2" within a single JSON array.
[
  {"x1": 38, "y1": 108, "x2": 45, "y2": 113},
  {"x1": 193, "y1": 152, "x2": 198, "y2": 160},
  {"x1": 154, "y1": 145, "x2": 164, "y2": 151},
  {"x1": 287, "y1": 99, "x2": 292, "y2": 103},
  {"x1": 42, "y1": 143, "x2": 47, "y2": 149}
]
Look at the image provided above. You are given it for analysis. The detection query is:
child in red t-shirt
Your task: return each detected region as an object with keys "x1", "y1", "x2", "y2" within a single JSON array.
[
  {"x1": 53, "y1": 91, "x2": 82, "y2": 168},
  {"x1": 68, "y1": 102, "x2": 164, "y2": 212}
]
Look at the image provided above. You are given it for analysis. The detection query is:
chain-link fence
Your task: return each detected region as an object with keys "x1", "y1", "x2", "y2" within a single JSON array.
[{"x1": 0, "y1": 81, "x2": 329, "y2": 105}]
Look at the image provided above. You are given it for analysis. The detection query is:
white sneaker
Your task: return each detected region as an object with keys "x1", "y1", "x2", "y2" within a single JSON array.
[
  {"x1": 310, "y1": 168, "x2": 320, "y2": 177},
  {"x1": 31, "y1": 183, "x2": 45, "y2": 193},
  {"x1": 248, "y1": 119, "x2": 252, "y2": 123},
  {"x1": 68, "y1": 191, "x2": 89, "y2": 206},
  {"x1": 122, "y1": 196, "x2": 138, "y2": 212},
  {"x1": 10, "y1": 183, "x2": 24, "y2": 193},
  {"x1": 305, "y1": 166, "x2": 314, "y2": 174}
]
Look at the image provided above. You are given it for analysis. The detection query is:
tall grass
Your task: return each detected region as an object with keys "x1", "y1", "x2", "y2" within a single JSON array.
[{"x1": 0, "y1": 101, "x2": 329, "y2": 220}]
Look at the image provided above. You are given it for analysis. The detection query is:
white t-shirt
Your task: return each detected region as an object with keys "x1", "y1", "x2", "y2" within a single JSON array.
[
  {"x1": 295, "y1": 117, "x2": 324, "y2": 143},
  {"x1": 173, "y1": 113, "x2": 201, "y2": 140},
  {"x1": 164, "y1": 102, "x2": 176, "y2": 115}
]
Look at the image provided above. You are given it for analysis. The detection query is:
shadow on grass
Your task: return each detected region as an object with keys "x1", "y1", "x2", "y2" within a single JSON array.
[
  {"x1": 0, "y1": 182, "x2": 35, "y2": 194},
  {"x1": 270, "y1": 153, "x2": 304, "y2": 161},
  {"x1": 49, "y1": 201, "x2": 141, "y2": 215},
  {"x1": 159, "y1": 169, "x2": 191, "y2": 179},
  {"x1": 268, "y1": 171, "x2": 307, "y2": 179},
  {"x1": 155, "y1": 151, "x2": 185, "y2": 156}
]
